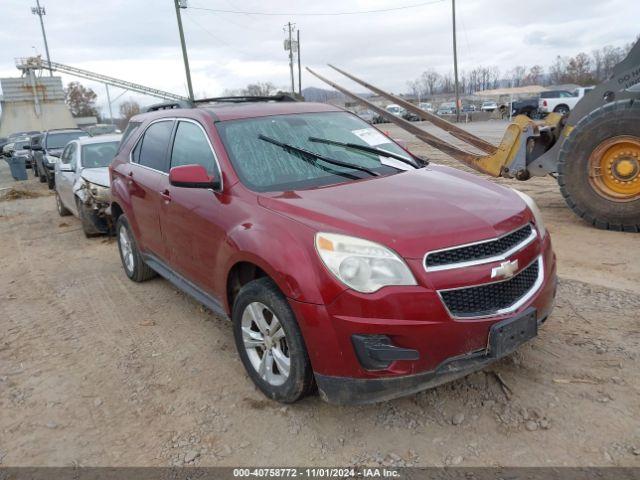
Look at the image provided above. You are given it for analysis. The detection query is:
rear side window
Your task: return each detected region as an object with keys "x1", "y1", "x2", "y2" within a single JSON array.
[
  {"x1": 135, "y1": 121, "x2": 174, "y2": 172},
  {"x1": 170, "y1": 121, "x2": 217, "y2": 174}
]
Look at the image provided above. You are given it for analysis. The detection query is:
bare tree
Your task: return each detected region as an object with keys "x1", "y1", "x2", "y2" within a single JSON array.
[
  {"x1": 119, "y1": 100, "x2": 141, "y2": 122},
  {"x1": 421, "y1": 69, "x2": 441, "y2": 96},
  {"x1": 523, "y1": 65, "x2": 544, "y2": 85},
  {"x1": 406, "y1": 80, "x2": 423, "y2": 101},
  {"x1": 549, "y1": 56, "x2": 568, "y2": 85},
  {"x1": 508, "y1": 66, "x2": 526, "y2": 87},
  {"x1": 242, "y1": 82, "x2": 278, "y2": 96},
  {"x1": 566, "y1": 52, "x2": 594, "y2": 85},
  {"x1": 64, "y1": 82, "x2": 98, "y2": 117}
]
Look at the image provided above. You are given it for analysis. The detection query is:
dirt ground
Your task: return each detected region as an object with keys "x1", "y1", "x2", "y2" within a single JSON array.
[{"x1": 1, "y1": 120, "x2": 639, "y2": 468}]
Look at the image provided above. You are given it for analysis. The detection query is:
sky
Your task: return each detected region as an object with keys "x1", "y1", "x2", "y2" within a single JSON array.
[{"x1": 0, "y1": 0, "x2": 638, "y2": 116}]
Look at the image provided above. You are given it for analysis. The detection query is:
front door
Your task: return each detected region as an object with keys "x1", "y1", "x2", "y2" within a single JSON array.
[{"x1": 159, "y1": 119, "x2": 227, "y2": 297}]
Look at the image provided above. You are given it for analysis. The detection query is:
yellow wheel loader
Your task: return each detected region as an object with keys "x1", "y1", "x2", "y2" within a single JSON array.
[{"x1": 307, "y1": 39, "x2": 640, "y2": 232}]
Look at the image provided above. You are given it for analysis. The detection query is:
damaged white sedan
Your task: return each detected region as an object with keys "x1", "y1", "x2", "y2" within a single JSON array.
[{"x1": 54, "y1": 134, "x2": 121, "y2": 236}]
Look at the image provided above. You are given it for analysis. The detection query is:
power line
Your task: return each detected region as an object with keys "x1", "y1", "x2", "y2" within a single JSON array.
[
  {"x1": 188, "y1": 0, "x2": 444, "y2": 17},
  {"x1": 183, "y1": 12, "x2": 252, "y2": 58}
]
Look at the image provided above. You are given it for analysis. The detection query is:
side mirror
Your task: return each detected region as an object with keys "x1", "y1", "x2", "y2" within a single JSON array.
[
  {"x1": 23, "y1": 144, "x2": 31, "y2": 150},
  {"x1": 169, "y1": 164, "x2": 219, "y2": 189},
  {"x1": 59, "y1": 163, "x2": 73, "y2": 172},
  {"x1": 31, "y1": 144, "x2": 43, "y2": 151}
]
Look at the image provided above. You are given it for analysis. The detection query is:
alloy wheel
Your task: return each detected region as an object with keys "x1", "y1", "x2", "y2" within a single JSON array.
[
  {"x1": 118, "y1": 225, "x2": 135, "y2": 274},
  {"x1": 241, "y1": 301, "x2": 290, "y2": 386}
]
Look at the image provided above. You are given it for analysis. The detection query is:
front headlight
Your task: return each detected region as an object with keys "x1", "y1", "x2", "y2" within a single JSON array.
[
  {"x1": 85, "y1": 181, "x2": 111, "y2": 203},
  {"x1": 512, "y1": 189, "x2": 546, "y2": 238},
  {"x1": 315, "y1": 232, "x2": 417, "y2": 293}
]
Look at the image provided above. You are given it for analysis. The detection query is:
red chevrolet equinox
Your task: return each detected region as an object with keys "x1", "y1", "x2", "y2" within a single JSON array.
[{"x1": 109, "y1": 96, "x2": 557, "y2": 405}]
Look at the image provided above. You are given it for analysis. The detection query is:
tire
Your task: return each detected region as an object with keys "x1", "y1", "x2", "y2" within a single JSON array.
[
  {"x1": 115, "y1": 214, "x2": 157, "y2": 282},
  {"x1": 557, "y1": 99, "x2": 640, "y2": 232},
  {"x1": 232, "y1": 277, "x2": 314, "y2": 403},
  {"x1": 38, "y1": 164, "x2": 46, "y2": 183},
  {"x1": 554, "y1": 104, "x2": 570, "y2": 115},
  {"x1": 55, "y1": 192, "x2": 71, "y2": 216},
  {"x1": 47, "y1": 174, "x2": 55, "y2": 190}
]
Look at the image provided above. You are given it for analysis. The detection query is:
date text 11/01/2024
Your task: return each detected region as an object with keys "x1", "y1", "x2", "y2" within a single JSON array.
[{"x1": 232, "y1": 468, "x2": 401, "y2": 477}]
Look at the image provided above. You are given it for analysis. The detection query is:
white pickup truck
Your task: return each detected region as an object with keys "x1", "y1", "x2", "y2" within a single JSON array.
[{"x1": 538, "y1": 87, "x2": 595, "y2": 115}]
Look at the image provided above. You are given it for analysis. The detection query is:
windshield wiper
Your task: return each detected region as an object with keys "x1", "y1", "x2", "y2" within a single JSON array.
[
  {"x1": 258, "y1": 134, "x2": 380, "y2": 177},
  {"x1": 308, "y1": 136, "x2": 422, "y2": 168}
]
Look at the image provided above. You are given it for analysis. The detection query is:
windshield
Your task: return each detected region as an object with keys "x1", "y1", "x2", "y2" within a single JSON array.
[
  {"x1": 81, "y1": 141, "x2": 119, "y2": 168},
  {"x1": 217, "y1": 111, "x2": 411, "y2": 192},
  {"x1": 15, "y1": 140, "x2": 30, "y2": 149},
  {"x1": 46, "y1": 131, "x2": 88, "y2": 149}
]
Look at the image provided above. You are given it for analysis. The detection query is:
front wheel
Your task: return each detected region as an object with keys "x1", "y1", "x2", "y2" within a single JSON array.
[
  {"x1": 233, "y1": 278, "x2": 314, "y2": 403},
  {"x1": 558, "y1": 99, "x2": 640, "y2": 231},
  {"x1": 38, "y1": 165, "x2": 46, "y2": 183},
  {"x1": 55, "y1": 192, "x2": 71, "y2": 216}
]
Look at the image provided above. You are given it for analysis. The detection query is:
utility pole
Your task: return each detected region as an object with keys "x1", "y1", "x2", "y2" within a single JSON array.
[
  {"x1": 297, "y1": 29, "x2": 302, "y2": 96},
  {"x1": 174, "y1": 0, "x2": 194, "y2": 102},
  {"x1": 31, "y1": 0, "x2": 52, "y2": 76},
  {"x1": 451, "y1": 0, "x2": 460, "y2": 122},
  {"x1": 284, "y1": 22, "x2": 295, "y2": 94}
]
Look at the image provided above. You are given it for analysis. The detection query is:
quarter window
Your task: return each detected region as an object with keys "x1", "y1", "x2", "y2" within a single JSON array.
[
  {"x1": 136, "y1": 121, "x2": 174, "y2": 172},
  {"x1": 118, "y1": 121, "x2": 141, "y2": 154},
  {"x1": 170, "y1": 121, "x2": 217, "y2": 174}
]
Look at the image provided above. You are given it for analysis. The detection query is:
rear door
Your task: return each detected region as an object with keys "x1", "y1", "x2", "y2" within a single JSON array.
[
  {"x1": 159, "y1": 119, "x2": 226, "y2": 295},
  {"x1": 128, "y1": 119, "x2": 174, "y2": 259}
]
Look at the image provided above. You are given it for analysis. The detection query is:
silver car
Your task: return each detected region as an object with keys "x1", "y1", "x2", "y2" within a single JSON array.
[{"x1": 54, "y1": 134, "x2": 121, "y2": 237}]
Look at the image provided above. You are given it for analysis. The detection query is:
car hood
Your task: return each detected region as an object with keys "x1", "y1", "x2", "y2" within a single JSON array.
[
  {"x1": 258, "y1": 165, "x2": 531, "y2": 259},
  {"x1": 80, "y1": 167, "x2": 110, "y2": 188}
]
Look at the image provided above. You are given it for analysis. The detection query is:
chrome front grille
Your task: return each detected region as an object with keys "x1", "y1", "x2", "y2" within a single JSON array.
[
  {"x1": 438, "y1": 256, "x2": 543, "y2": 319},
  {"x1": 424, "y1": 224, "x2": 536, "y2": 271}
]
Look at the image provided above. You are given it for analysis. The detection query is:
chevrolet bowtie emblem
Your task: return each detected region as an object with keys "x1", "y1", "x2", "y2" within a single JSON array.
[{"x1": 491, "y1": 259, "x2": 519, "y2": 279}]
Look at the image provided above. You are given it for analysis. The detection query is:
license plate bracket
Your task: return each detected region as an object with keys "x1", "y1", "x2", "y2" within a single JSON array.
[{"x1": 489, "y1": 308, "x2": 537, "y2": 358}]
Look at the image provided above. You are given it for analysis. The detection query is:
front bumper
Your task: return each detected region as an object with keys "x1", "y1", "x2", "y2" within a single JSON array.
[
  {"x1": 289, "y1": 233, "x2": 557, "y2": 404},
  {"x1": 317, "y1": 309, "x2": 546, "y2": 405}
]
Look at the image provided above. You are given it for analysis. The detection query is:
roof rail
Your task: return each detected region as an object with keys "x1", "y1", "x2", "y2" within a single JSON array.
[
  {"x1": 194, "y1": 93, "x2": 300, "y2": 104},
  {"x1": 146, "y1": 100, "x2": 194, "y2": 112}
]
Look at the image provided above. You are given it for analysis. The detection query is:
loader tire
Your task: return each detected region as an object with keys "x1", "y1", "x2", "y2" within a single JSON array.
[{"x1": 557, "y1": 99, "x2": 640, "y2": 232}]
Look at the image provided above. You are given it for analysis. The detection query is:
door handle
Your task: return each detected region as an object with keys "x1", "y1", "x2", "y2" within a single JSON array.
[
  {"x1": 126, "y1": 171, "x2": 134, "y2": 186},
  {"x1": 160, "y1": 189, "x2": 171, "y2": 202}
]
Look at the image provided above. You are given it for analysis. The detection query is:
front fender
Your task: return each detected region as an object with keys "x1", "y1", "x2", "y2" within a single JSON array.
[{"x1": 221, "y1": 217, "x2": 346, "y2": 312}]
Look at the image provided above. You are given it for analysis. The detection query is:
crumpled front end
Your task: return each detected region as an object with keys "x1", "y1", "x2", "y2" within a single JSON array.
[{"x1": 74, "y1": 176, "x2": 112, "y2": 233}]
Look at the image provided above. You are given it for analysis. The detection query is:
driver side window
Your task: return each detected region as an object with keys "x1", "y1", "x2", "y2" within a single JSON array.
[
  {"x1": 61, "y1": 143, "x2": 77, "y2": 171},
  {"x1": 60, "y1": 144, "x2": 73, "y2": 164}
]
